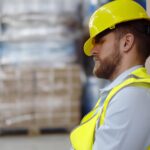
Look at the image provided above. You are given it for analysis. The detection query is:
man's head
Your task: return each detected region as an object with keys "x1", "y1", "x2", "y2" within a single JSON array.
[
  {"x1": 84, "y1": 0, "x2": 150, "y2": 80},
  {"x1": 91, "y1": 20, "x2": 150, "y2": 80}
]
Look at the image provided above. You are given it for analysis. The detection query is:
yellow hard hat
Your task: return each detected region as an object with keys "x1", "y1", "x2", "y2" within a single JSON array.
[{"x1": 84, "y1": 0, "x2": 150, "y2": 56}]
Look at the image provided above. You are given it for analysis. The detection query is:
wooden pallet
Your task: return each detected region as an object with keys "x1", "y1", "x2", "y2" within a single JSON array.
[{"x1": 0, "y1": 127, "x2": 68, "y2": 136}]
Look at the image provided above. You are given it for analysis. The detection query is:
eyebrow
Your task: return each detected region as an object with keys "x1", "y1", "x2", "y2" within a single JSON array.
[{"x1": 94, "y1": 29, "x2": 112, "y2": 44}]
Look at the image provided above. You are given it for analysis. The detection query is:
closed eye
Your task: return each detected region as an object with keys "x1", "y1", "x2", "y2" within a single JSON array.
[{"x1": 95, "y1": 38, "x2": 105, "y2": 45}]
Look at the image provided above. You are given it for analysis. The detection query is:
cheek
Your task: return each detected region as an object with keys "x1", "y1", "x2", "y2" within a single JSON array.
[
  {"x1": 99, "y1": 46, "x2": 112, "y2": 59},
  {"x1": 100, "y1": 44, "x2": 115, "y2": 57}
]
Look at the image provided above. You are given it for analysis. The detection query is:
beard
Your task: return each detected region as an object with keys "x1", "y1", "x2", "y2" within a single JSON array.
[{"x1": 93, "y1": 44, "x2": 122, "y2": 80}]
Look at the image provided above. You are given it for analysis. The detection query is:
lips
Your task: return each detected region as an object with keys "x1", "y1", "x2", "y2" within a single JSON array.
[{"x1": 93, "y1": 57, "x2": 99, "y2": 62}]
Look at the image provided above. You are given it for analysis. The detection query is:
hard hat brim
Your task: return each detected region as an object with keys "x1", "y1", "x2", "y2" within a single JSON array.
[{"x1": 84, "y1": 38, "x2": 93, "y2": 56}]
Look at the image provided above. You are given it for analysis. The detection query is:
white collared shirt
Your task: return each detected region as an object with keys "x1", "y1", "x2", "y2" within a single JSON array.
[{"x1": 93, "y1": 65, "x2": 150, "y2": 150}]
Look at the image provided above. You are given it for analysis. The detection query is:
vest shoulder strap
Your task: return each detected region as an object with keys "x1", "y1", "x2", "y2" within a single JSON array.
[{"x1": 100, "y1": 67, "x2": 150, "y2": 125}]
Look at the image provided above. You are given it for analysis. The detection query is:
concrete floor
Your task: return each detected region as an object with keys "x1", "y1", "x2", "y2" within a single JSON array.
[{"x1": 0, "y1": 134, "x2": 71, "y2": 150}]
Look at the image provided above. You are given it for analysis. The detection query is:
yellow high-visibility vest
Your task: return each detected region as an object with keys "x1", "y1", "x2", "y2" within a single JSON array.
[{"x1": 70, "y1": 67, "x2": 150, "y2": 150}]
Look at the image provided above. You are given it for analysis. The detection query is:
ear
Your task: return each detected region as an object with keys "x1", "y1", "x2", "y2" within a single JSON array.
[{"x1": 120, "y1": 33, "x2": 134, "y2": 53}]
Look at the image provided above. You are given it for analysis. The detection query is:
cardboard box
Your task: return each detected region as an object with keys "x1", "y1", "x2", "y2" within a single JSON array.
[{"x1": 0, "y1": 64, "x2": 82, "y2": 129}]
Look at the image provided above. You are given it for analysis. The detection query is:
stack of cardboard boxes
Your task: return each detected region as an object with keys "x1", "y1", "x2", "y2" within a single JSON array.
[
  {"x1": 0, "y1": 64, "x2": 82, "y2": 130},
  {"x1": 0, "y1": 0, "x2": 83, "y2": 131}
]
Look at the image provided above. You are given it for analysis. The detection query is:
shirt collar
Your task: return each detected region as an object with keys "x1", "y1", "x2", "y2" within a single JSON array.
[{"x1": 99, "y1": 65, "x2": 143, "y2": 93}]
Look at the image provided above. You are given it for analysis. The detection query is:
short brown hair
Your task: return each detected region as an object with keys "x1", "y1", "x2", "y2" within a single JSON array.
[{"x1": 114, "y1": 19, "x2": 150, "y2": 61}]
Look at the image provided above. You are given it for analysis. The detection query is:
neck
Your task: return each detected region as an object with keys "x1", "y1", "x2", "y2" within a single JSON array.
[{"x1": 109, "y1": 60, "x2": 144, "y2": 81}]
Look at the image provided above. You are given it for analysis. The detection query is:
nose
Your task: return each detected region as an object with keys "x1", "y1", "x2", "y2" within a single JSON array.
[{"x1": 91, "y1": 45, "x2": 99, "y2": 56}]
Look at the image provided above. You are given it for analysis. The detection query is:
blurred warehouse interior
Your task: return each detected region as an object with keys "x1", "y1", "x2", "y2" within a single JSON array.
[
  {"x1": 0, "y1": 0, "x2": 149, "y2": 136},
  {"x1": 0, "y1": 0, "x2": 84, "y2": 132}
]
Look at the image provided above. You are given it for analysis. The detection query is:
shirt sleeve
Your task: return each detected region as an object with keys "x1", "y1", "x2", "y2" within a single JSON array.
[{"x1": 93, "y1": 86, "x2": 150, "y2": 150}]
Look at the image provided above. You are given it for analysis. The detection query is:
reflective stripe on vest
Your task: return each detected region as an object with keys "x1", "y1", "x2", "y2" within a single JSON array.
[{"x1": 70, "y1": 67, "x2": 150, "y2": 150}]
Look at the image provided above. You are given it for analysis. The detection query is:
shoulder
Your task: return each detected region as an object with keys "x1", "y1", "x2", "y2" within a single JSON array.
[
  {"x1": 108, "y1": 86, "x2": 150, "y2": 118},
  {"x1": 111, "y1": 86, "x2": 150, "y2": 104},
  {"x1": 104, "y1": 86, "x2": 150, "y2": 126}
]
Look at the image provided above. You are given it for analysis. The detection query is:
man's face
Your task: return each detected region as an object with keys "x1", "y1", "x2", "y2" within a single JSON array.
[{"x1": 91, "y1": 31, "x2": 122, "y2": 80}]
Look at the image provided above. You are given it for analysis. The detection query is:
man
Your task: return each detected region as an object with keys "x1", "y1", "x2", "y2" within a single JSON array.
[{"x1": 70, "y1": 0, "x2": 150, "y2": 150}]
